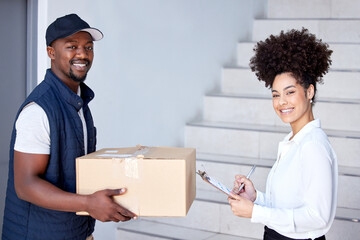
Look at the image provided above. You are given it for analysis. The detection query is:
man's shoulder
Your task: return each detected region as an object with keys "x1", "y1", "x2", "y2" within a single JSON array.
[{"x1": 25, "y1": 80, "x2": 53, "y2": 103}]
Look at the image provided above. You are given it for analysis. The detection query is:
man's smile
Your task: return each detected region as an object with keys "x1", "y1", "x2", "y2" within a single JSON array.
[{"x1": 71, "y1": 59, "x2": 90, "y2": 71}]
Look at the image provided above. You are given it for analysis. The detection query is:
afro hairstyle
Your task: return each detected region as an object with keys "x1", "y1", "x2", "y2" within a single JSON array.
[{"x1": 249, "y1": 28, "x2": 332, "y2": 101}]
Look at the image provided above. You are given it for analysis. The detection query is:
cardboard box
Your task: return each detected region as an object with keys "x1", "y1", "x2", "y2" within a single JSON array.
[{"x1": 76, "y1": 146, "x2": 196, "y2": 217}]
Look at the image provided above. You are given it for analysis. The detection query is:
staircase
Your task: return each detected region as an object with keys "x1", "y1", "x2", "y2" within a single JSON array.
[{"x1": 116, "y1": 1, "x2": 360, "y2": 239}]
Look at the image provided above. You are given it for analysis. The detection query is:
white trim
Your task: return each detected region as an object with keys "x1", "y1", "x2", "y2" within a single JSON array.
[
  {"x1": 26, "y1": 0, "x2": 38, "y2": 95},
  {"x1": 37, "y1": 0, "x2": 48, "y2": 84}
]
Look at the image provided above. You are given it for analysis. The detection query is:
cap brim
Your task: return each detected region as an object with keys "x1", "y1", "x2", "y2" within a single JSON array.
[{"x1": 80, "y1": 28, "x2": 103, "y2": 41}]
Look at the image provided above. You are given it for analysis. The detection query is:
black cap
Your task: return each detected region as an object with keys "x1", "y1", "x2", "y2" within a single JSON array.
[{"x1": 46, "y1": 13, "x2": 103, "y2": 46}]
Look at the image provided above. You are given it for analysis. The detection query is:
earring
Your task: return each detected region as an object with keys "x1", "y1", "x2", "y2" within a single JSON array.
[{"x1": 310, "y1": 99, "x2": 313, "y2": 103}]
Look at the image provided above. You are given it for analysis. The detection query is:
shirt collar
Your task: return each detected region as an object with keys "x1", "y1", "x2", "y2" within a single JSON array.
[
  {"x1": 277, "y1": 119, "x2": 321, "y2": 160},
  {"x1": 77, "y1": 86, "x2": 81, "y2": 97},
  {"x1": 44, "y1": 69, "x2": 94, "y2": 111},
  {"x1": 283, "y1": 119, "x2": 321, "y2": 144}
]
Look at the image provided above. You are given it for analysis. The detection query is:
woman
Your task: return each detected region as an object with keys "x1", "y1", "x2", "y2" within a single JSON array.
[{"x1": 228, "y1": 28, "x2": 338, "y2": 240}]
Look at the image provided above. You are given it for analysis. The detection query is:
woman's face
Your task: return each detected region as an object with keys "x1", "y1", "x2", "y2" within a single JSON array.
[{"x1": 272, "y1": 72, "x2": 314, "y2": 129}]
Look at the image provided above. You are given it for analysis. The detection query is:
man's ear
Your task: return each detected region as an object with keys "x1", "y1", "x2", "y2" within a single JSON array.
[{"x1": 47, "y1": 46, "x2": 55, "y2": 59}]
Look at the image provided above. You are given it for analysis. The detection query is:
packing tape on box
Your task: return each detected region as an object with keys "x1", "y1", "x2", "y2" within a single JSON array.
[
  {"x1": 124, "y1": 157, "x2": 140, "y2": 179},
  {"x1": 133, "y1": 145, "x2": 150, "y2": 158},
  {"x1": 124, "y1": 146, "x2": 150, "y2": 179},
  {"x1": 110, "y1": 146, "x2": 150, "y2": 180}
]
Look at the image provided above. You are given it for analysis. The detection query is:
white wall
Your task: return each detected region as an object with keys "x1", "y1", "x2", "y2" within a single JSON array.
[{"x1": 42, "y1": 0, "x2": 266, "y2": 150}]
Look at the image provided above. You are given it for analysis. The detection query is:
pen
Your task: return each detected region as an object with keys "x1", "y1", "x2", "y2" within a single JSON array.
[{"x1": 236, "y1": 165, "x2": 256, "y2": 194}]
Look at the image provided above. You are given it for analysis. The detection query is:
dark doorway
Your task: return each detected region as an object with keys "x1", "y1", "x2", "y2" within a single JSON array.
[{"x1": 0, "y1": 0, "x2": 28, "y2": 235}]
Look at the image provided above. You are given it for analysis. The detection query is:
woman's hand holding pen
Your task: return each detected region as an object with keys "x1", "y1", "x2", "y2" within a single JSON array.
[
  {"x1": 233, "y1": 175, "x2": 257, "y2": 202},
  {"x1": 227, "y1": 174, "x2": 257, "y2": 218}
]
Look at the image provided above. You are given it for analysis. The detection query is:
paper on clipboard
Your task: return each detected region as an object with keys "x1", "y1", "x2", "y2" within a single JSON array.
[{"x1": 196, "y1": 170, "x2": 232, "y2": 197}]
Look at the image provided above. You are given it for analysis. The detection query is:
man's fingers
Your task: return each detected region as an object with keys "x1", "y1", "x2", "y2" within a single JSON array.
[
  {"x1": 116, "y1": 205, "x2": 136, "y2": 218},
  {"x1": 104, "y1": 188, "x2": 126, "y2": 196},
  {"x1": 113, "y1": 212, "x2": 131, "y2": 222}
]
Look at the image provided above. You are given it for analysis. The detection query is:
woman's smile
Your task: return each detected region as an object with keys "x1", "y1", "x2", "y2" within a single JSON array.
[{"x1": 272, "y1": 72, "x2": 314, "y2": 136}]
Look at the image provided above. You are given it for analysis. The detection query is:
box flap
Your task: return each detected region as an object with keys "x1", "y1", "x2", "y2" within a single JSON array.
[{"x1": 78, "y1": 146, "x2": 195, "y2": 160}]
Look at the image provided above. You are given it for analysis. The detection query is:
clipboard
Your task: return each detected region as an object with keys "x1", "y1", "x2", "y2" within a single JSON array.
[{"x1": 196, "y1": 170, "x2": 233, "y2": 198}]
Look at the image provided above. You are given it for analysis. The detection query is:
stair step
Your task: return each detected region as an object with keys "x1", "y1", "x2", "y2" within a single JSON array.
[
  {"x1": 203, "y1": 93, "x2": 360, "y2": 132},
  {"x1": 237, "y1": 42, "x2": 360, "y2": 71},
  {"x1": 117, "y1": 220, "x2": 258, "y2": 240},
  {"x1": 145, "y1": 190, "x2": 360, "y2": 240},
  {"x1": 221, "y1": 68, "x2": 360, "y2": 100},
  {"x1": 221, "y1": 67, "x2": 268, "y2": 96},
  {"x1": 144, "y1": 198, "x2": 264, "y2": 239},
  {"x1": 185, "y1": 121, "x2": 360, "y2": 168},
  {"x1": 195, "y1": 158, "x2": 360, "y2": 209},
  {"x1": 253, "y1": 19, "x2": 360, "y2": 43},
  {"x1": 196, "y1": 152, "x2": 360, "y2": 177},
  {"x1": 195, "y1": 190, "x2": 360, "y2": 222},
  {"x1": 268, "y1": 0, "x2": 360, "y2": 19}
]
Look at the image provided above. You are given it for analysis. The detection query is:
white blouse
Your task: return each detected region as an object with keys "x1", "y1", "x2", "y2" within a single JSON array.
[{"x1": 251, "y1": 119, "x2": 338, "y2": 239}]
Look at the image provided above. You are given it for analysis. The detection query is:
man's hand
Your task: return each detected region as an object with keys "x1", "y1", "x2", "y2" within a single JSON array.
[{"x1": 86, "y1": 188, "x2": 137, "y2": 222}]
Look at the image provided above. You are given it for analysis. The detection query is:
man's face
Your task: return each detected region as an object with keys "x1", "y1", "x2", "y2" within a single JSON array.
[{"x1": 48, "y1": 31, "x2": 94, "y2": 83}]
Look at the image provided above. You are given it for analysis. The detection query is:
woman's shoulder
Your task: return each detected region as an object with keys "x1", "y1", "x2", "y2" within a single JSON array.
[{"x1": 301, "y1": 127, "x2": 331, "y2": 148}]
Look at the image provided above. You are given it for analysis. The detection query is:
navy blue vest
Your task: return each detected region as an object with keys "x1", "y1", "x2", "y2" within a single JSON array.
[{"x1": 2, "y1": 69, "x2": 96, "y2": 240}]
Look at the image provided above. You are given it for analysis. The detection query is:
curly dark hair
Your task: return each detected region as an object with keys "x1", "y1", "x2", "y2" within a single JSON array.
[{"x1": 249, "y1": 28, "x2": 332, "y2": 102}]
